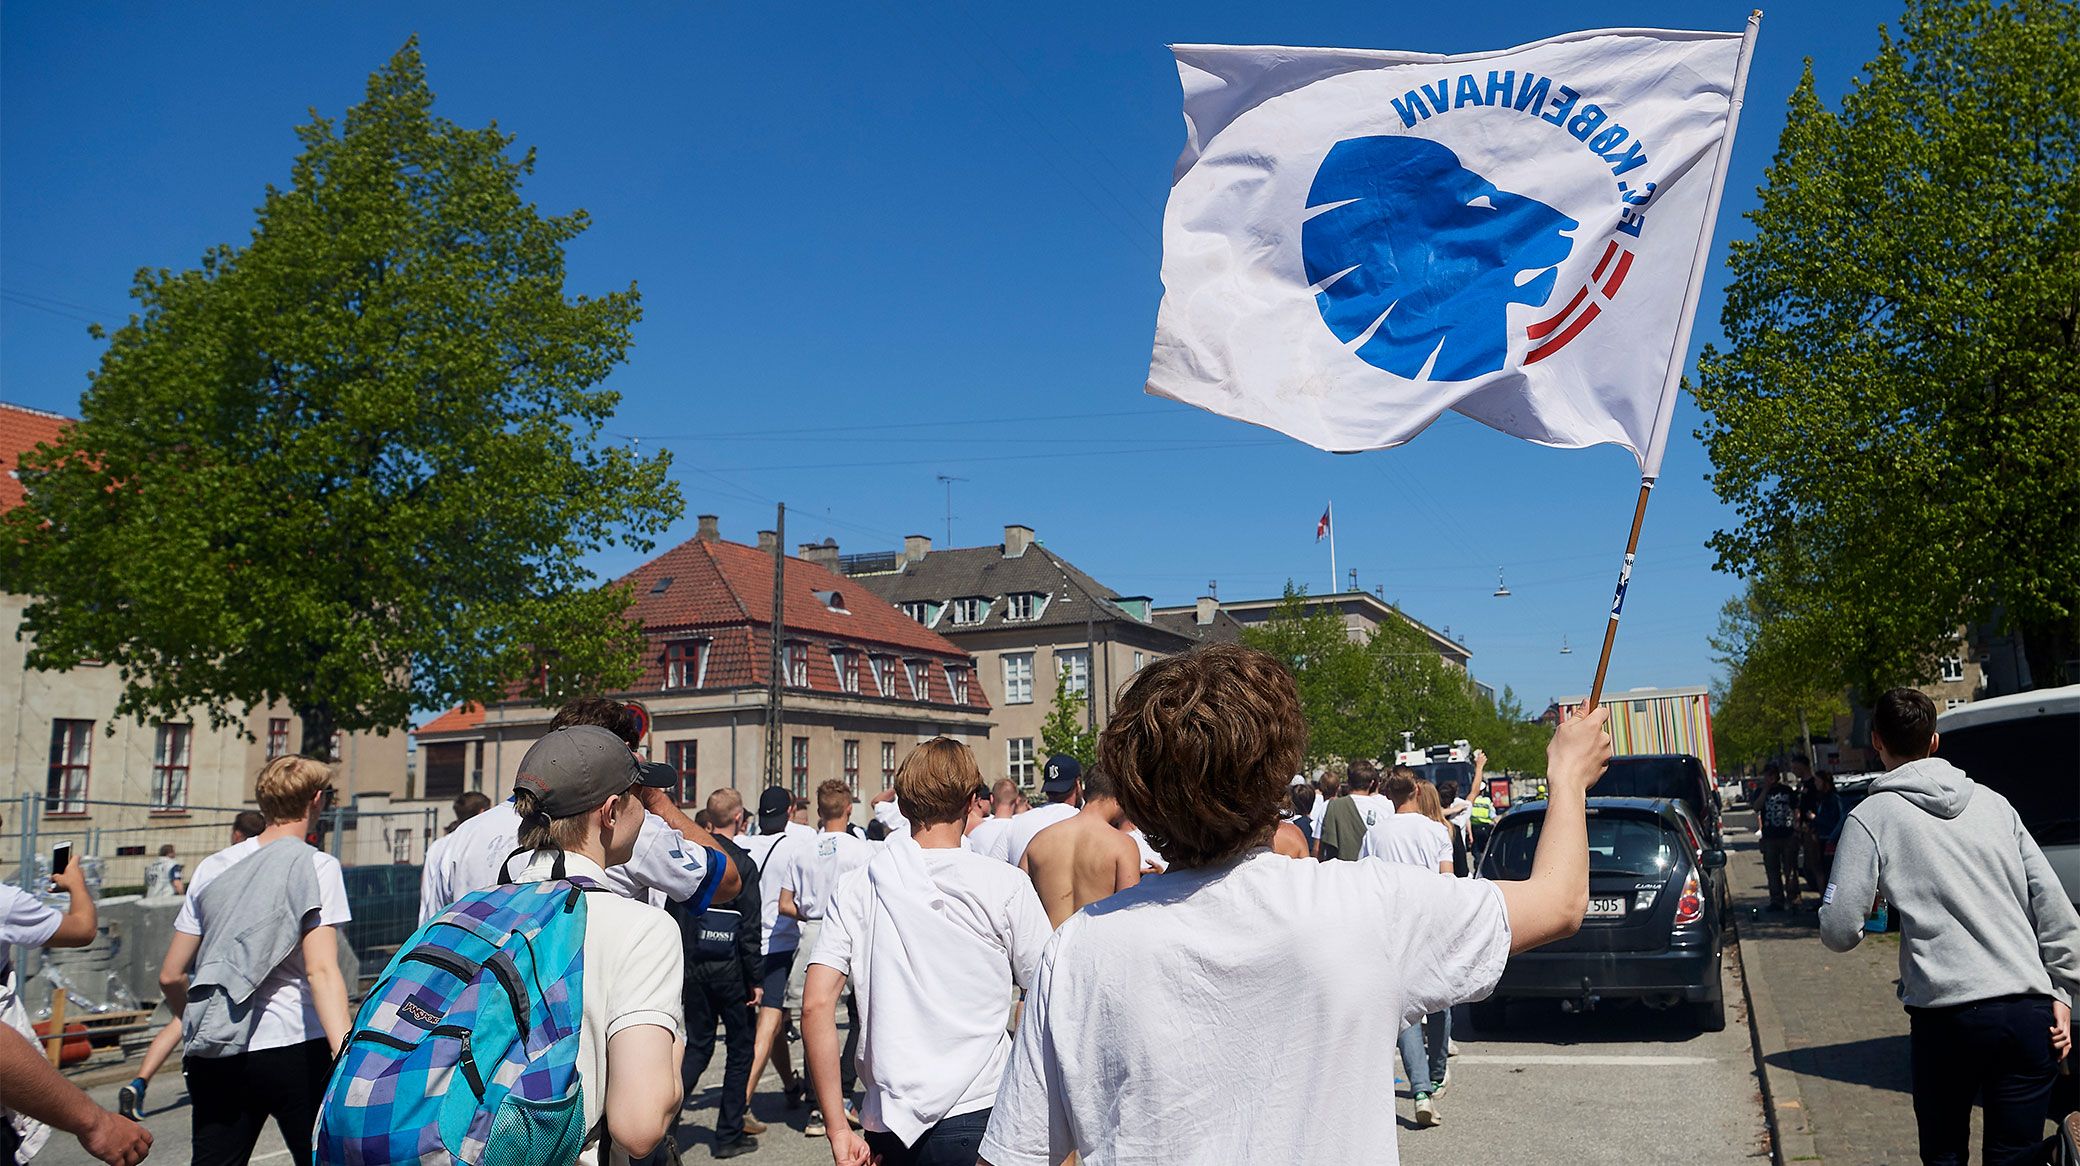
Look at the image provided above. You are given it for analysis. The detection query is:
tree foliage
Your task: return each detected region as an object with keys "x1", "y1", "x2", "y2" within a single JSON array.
[
  {"x1": 0, "y1": 41, "x2": 681, "y2": 757},
  {"x1": 1709, "y1": 584, "x2": 1849, "y2": 771},
  {"x1": 1238, "y1": 587, "x2": 1551, "y2": 775},
  {"x1": 1038, "y1": 671, "x2": 1097, "y2": 771},
  {"x1": 1692, "y1": 0, "x2": 2080, "y2": 697}
]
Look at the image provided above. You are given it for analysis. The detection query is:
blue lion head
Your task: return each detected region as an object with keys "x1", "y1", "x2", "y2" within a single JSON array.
[{"x1": 1303, "y1": 136, "x2": 1576, "y2": 381}]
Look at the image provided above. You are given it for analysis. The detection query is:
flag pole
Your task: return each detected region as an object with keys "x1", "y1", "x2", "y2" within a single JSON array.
[
  {"x1": 1585, "y1": 10, "x2": 1760, "y2": 714},
  {"x1": 1328, "y1": 502, "x2": 1338, "y2": 594}
]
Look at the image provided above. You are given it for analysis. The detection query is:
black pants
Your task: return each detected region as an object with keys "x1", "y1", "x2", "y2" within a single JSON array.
[
  {"x1": 684, "y1": 972, "x2": 757, "y2": 1145},
  {"x1": 1908, "y1": 994, "x2": 2059, "y2": 1166},
  {"x1": 185, "y1": 1038, "x2": 332, "y2": 1166}
]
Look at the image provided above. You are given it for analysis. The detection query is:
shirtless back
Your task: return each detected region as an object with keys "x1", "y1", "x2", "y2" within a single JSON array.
[{"x1": 1020, "y1": 780, "x2": 1144, "y2": 928}]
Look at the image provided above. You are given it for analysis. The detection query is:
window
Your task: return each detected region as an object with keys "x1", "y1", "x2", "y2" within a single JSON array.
[
  {"x1": 1003, "y1": 652, "x2": 1035, "y2": 704},
  {"x1": 950, "y1": 597, "x2": 989, "y2": 626},
  {"x1": 151, "y1": 723, "x2": 192, "y2": 810},
  {"x1": 1005, "y1": 592, "x2": 1040, "y2": 622},
  {"x1": 791, "y1": 737, "x2": 810, "y2": 796},
  {"x1": 46, "y1": 720, "x2": 92, "y2": 814},
  {"x1": 881, "y1": 741, "x2": 897, "y2": 790},
  {"x1": 665, "y1": 639, "x2": 709, "y2": 689},
  {"x1": 1946, "y1": 698, "x2": 1967, "y2": 711},
  {"x1": 947, "y1": 665, "x2": 971, "y2": 703},
  {"x1": 423, "y1": 742, "x2": 467, "y2": 799},
  {"x1": 666, "y1": 739, "x2": 698, "y2": 804},
  {"x1": 1133, "y1": 651, "x2": 1146, "y2": 672},
  {"x1": 872, "y1": 655, "x2": 900, "y2": 697},
  {"x1": 904, "y1": 659, "x2": 931, "y2": 700},
  {"x1": 843, "y1": 739, "x2": 860, "y2": 792},
  {"x1": 1057, "y1": 648, "x2": 1090, "y2": 698},
  {"x1": 900, "y1": 601, "x2": 939, "y2": 627},
  {"x1": 267, "y1": 717, "x2": 291, "y2": 759},
  {"x1": 1008, "y1": 738, "x2": 1037, "y2": 787},
  {"x1": 787, "y1": 642, "x2": 810, "y2": 687},
  {"x1": 832, "y1": 649, "x2": 861, "y2": 694},
  {"x1": 1940, "y1": 654, "x2": 1965, "y2": 683}
]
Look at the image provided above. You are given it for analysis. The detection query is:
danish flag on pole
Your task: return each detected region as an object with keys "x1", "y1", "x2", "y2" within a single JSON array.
[
  {"x1": 1146, "y1": 24, "x2": 1755, "y2": 478},
  {"x1": 1316, "y1": 505, "x2": 1332, "y2": 542}
]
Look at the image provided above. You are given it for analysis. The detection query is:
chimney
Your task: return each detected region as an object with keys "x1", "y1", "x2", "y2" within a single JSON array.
[
  {"x1": 695, "y1": 514, "x2": 720, "y2": 542},
  {"x1": 1003, "y1": 524, "x2": 1034, "y2": 559},
  {"x1": 1195, "y1": 596, "x2": 1218, "y2": 626},
  {"x1": 798, "y1": 538, "x2": 841, "y2": 572},
  {"x1": 756, "y1": 530, "x2": 777, "y2": 554},
  {"x1": 903, "y1": 534, "x2": 932, "y2": 565}
]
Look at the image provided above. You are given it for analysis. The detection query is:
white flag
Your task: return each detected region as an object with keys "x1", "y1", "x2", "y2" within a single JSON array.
[{"x1": 1148, "y1": 24, "x2": 1755, "y2": 477}]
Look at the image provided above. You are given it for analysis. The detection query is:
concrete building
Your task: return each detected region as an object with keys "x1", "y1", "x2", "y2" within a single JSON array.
[
  {"x1": 1, "y1": 403, "x2": 405, "y2": 884},
  {"x1": 841, "y1": 525, "x2": 1198, "y2": 788},
  {"x1": 1152, "y1": 590, "x2": 1474, "y2": 672},
  {"x1": 415, "y1": 517, "x2": 992, "y2": 812}
]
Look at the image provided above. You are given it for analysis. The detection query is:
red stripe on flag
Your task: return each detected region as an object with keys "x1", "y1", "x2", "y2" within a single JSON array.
[
  {"x1": 1602, "y1": 250, "x2": 1635, "y2": 297},
  {"x1": 1527, "y1": 285, "x2": 1590, "y2": 341},
  {"x1": 1525, "y1": 302, "x2": 1602, "y2": 364},
  {"x1": 1590, "y1": 240, "x2": 1619, "y2": 282}
]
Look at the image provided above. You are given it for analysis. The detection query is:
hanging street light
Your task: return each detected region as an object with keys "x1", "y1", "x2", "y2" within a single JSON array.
[{"x1": 1493, "y1": 568, "x2": 1512, "y2": 598}]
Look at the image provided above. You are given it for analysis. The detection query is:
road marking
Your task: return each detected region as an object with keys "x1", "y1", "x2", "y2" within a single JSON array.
[{"x1": 1452, "y1": 1053, "x2": 1715, "y2": 1066}]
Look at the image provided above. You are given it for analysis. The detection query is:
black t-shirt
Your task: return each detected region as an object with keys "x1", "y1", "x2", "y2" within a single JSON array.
[{"x1": 1760, "y1": 786, "x2": 1798, "y2": 839}]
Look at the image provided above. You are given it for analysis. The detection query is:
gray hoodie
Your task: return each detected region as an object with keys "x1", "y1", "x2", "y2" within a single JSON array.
[{"x1": 1819, "y1": 756, "x2": 2080, "y2": 1009}]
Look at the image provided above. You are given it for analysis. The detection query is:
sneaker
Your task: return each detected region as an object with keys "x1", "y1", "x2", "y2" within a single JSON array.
[
  {"x1": 713, "y1": 1135, "x2": 760, "y2": 1159},
  {"x1": 1447, "y1": 1039, "x2": 1462, "y2": 1056},
  {"x1": 1432, "y1": 1068, "x2": 1451, "y2": 1096},
  {"x1": 805, "y1": 1109, "x2": 826, "y2": 1137},
  {"x1": 1414, "y1": 1093, "x2": 1441, "y2": 1127},
  {"x1": 843, "y1": 1100, "x2": 861, "y2": 1128},
  {"x1": 116, "y1": 1078, "x2": 146, "y2": 1120},
  {"x1": 740, "y1": 1115, "x2": 768, "y2": 1136}
]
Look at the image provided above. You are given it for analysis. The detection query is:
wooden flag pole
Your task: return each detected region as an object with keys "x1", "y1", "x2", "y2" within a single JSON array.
[{"x1": 1586, "y1": 478, "x2": 1654, "y2": 712}]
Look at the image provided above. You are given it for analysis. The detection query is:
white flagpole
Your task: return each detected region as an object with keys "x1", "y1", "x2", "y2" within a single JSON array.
[{"x1": 1328, "y1": 502, "x2": 1338, "y2": 595}]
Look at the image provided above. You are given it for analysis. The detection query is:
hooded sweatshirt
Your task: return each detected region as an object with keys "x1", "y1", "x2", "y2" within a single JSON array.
[{"x1": 1818, "y1": 756, "x2": 2080, "y2": 1009}]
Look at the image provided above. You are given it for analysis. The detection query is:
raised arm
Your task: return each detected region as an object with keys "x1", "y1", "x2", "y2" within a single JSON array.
[
  {"x1": 46, "y1": 857, "x2": 98, "y2": 947},
  {"x1": 635, "y1": 786, "x2": 742, "y2": 901},
  {"x1": 1495, "y1": 705, "x2": 1610, "y2": 954}
]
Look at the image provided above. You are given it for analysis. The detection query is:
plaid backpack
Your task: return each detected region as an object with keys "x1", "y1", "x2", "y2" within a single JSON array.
[{"x1": 316, "y1": 856, "x2": 606, "y2": 1166}]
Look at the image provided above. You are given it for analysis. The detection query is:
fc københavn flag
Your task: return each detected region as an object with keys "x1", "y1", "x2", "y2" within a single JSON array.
[{"x1": 1147, "y1": 25, "x2": 1755, "y2": 477}]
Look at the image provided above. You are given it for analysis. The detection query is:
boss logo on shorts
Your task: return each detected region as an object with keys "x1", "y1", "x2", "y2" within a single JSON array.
[{"x1": 398, "y1": 996, "x2": 445, "y2": 1030}]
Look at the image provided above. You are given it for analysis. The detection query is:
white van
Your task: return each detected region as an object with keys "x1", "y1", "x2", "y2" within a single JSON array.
[{"x1": 1935, "y1": 684, "x2": 2080, "y2": 910}]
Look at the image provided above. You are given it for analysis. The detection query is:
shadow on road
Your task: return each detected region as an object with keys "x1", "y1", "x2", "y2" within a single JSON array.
[{"x1": 1763, "y1": 1034, "x2": 1913, "y2": 1094}]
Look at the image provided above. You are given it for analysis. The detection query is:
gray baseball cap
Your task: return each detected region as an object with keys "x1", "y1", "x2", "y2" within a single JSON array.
[{"x1": 513, "y1": 726, "x2": 642, "y2": 818}]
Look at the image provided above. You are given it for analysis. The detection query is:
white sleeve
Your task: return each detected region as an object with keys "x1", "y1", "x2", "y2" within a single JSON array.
[
  {"x1": 313, "y1": 856, "x2": 352, "y2": 927},
  {"x1": 807, "y1": 876, "x2": 858, "y2": 975},
  {"x1": 604, "y1": 909, "x2": 685, "y2": 1042},
  {"x1": 0, "y1": 885, "x2": 60, "y2": 949},
  {"x1": 1380, "y1": 864, "x2": 1511, "y2": 1026},
  {"x1": 622, "y1": 813, "x2": 719, "y2": 903},
  {"x1": 418, "y1": 838, "x2": 450, "y2": 926},
  {"x1": 1002, "y1": 877, "x2": 1053, "y2": 991},
  {"x1": 173, "y1": 881, "x2": 203, "y2": 936},
  {"x1": 874, "y1": 799, "x2": 909, "y2": 832},
  {"x1": 980, "y1": 937, "x2": 1071, "y2": 1166}
]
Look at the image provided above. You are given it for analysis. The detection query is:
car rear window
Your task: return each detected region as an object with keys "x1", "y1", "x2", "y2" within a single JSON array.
[
  {"x1": 1938, "y1": 712, "x2": 2079, "y2": 848},
  {"x1": 1483, "y1": 813, "x2": 1678, "y2": 880},
  {"x1": 1596, "y1": 757, "x2": 1706, "y2": 805}
]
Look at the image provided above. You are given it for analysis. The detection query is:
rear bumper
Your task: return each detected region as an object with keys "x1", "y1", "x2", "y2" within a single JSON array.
[{"x1": 1492, "y1": 944, "x2": 1720, "y2": 1003}]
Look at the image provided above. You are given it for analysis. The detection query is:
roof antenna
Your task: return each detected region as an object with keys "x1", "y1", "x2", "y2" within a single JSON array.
[{"x1": 935, "y1": 474, "x2": 967, "y2": 545}]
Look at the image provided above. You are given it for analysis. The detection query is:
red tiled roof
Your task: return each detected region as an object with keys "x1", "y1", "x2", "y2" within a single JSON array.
[
  {"x1": 0, "y1": 403, "x2": 71, "y2": 513},
  {"x1": 418, "y1": 703, "x2": 485, "y2": 735}
]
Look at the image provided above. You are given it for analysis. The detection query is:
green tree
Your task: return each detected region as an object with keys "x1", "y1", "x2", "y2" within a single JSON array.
[
  {"x1": 1038, "y1": 672, "x2": 1096, "y2": 771},
  {"x1": 1692, "y1": 0, "x2": 2080, "y2": 697},
  {"x1": 1709, "y1": 584, "x2": 1848, "y2": 770},
  {"x1": 0, "y1": 41, "x2": 680, "y2": 758}
]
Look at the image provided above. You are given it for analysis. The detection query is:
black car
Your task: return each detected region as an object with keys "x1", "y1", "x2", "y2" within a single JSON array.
[
  {"x1": 1594, "y1": 754, "x2": 1722, "y2": 845},
  {"x1": 1472, "y1": 797, "x2": 1730, "y2": 1031},
  {"x1": 340, "y1": 862, "x2": 423, "y2": 964}
]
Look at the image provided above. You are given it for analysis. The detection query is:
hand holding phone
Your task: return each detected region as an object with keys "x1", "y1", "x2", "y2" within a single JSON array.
[{"x1": 48, "y1": 842, "x2": 84, "y2": 895}]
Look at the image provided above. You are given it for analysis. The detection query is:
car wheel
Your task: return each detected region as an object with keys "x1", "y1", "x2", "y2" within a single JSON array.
[{"x1": 1469, "y1": 998, "x2": 1508, "y2": 1032}]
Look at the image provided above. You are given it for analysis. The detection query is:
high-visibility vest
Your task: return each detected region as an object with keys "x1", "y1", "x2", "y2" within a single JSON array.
[{"x1": 1470, "y1": 794, "x2": 1495, "y2": 826}]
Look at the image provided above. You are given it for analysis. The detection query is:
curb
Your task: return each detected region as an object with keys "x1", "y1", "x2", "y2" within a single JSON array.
[{"x1": 1734, "y1": 924, "x2": 1819, "y2": 1164}]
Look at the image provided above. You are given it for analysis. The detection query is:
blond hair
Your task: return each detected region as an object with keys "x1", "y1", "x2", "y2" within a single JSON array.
[
  {"x1": 511, "y1": 786, "x2": 632, "y2": 853},
  {"x1": 1414, "y1": 780, "x2": 1445, "y2": 825},
  {"x1": 256, "y1": 755, "x2": 332, "y2": 823},
  {"x1": 894, "y1": 738, "x2": 982, "y2": 827},
  {"x1": 816, "y1": 779, "x2": 852, "y2": 823}
]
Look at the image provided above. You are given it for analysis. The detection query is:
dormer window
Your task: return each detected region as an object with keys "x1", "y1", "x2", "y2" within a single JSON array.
[
  {"x1": 946, "y1": 665, "x2": 971, "y2": 703},
  {"x1": 950, "y1": 597, "x2": 989, "y2": 626},
  {"x1": 904, "y1": 659, "x2": 930, "y2": 700},
  {"x1": 831, "y1": 648, "x2": 862, "y2": 694},
  {"x1": 814, "y1": 589, "x2": 850, "y2": 614},
  {"x1": 786, "y1": 642, "x2": 811, "y2": 687},
  {"x1": 1005, "y1": 592, "x2": 1045, "y2": 622},
  {"x1": 872, "y1": 654, "x2": 900, "y2": 697},
  {"x1": 900, "y1": 601, "x2": 940, "y2": 627},
  {"x1": 664, "y1": 639, "x2": 710, "y2": 689}
]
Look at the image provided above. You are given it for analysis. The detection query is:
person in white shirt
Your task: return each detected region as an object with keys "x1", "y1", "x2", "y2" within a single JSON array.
[
  {"x1": 1362, "y1": 767, "x2": 1458, "y2": 1124},
  {"x1": 736, "y1": 785, "x2": 813, "y2": 1125},
  {"x1": 1, "y1": 818, "x2": 107, "y2": 1163},
  {"x1": 963, "y1": 780, "x2": 1023, "y2": 859},
  {"x1": 779, "y1": 779, "x2": 879, "y2": 1136},
  {"x1": 803, "y1": 738, "x2": 1051, "y2": 1166},
  {"x1": 496, "y1": 727, "x2": 686, "y2": 1166},
  {"x1": 142, "y1": 845, "x2": 186, "y2": 899},
  {"x1": 158, "y1": 755, "x2": 352, "y2": 1166},
  {"x1": 414, "y1": 790, "x2": 491, "y2": 926},
  {"x1": 978, "y1": 643, "x2": 1612, "y2": 1166},
  {"x1": 997, "y1": 755, "x2": 1083, "y2": 867}
]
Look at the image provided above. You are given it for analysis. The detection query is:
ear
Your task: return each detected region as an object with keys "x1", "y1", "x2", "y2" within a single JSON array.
[{"x1": 1926, "y1": 730, "x2": 1939, "y2": 756}]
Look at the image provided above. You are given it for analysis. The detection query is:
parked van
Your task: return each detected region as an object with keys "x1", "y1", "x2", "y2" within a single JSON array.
[{"x1": 1935, "y1": 684, "x2": 2079, "y2": 910}]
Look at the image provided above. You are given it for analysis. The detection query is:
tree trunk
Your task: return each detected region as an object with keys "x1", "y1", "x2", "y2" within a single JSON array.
[{"x1": 299, "y1": 706, "x2": 339, "y2": 763}]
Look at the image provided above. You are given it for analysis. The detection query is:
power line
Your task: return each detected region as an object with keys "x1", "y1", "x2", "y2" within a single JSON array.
[{"x1": 680, "y1": 439, "x2": 1281, "y2": 473}]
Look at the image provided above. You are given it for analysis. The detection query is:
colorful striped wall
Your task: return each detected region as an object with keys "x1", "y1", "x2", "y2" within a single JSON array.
[{"x1": 1606, "y1": 691, "x2": 1717, "y2": 776}]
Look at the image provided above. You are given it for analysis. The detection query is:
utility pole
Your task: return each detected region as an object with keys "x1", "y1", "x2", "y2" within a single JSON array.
[
  {"x1": 936, "y1": 474, "x2": 966, "y2": 545},
  {"x1": 765, "y1": 503, "x2": 786, "y2": 791}
]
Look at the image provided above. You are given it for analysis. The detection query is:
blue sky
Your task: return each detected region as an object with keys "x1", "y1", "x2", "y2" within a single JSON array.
[{"x1": 1, "y1": 2, "x2": 1904, "y2": 714}]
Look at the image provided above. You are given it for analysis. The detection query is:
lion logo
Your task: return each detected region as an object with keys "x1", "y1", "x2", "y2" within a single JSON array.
[{"x1": 1303, "y1": 136, "x2": 1577, "y2": 381}]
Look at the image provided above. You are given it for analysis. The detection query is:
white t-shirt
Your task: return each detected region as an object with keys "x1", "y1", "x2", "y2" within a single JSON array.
[
  {"x1": 174, "y1": 838, "x2": 352, "y2": 1053},
  {"x1": 783, "y1": 829, "x2": 878, "y2": 921},
  {"x1": 418, "y1": 831, "x2": 458, "y2": 926},
  {"x1": 144, "y1": 856, "x2": 184, "y2": 899},
  {"x1": 737, "y1": 830, "x2": 809, "y2": 953},
  {"x1": 1348, "y1": 792, "x2": 1396, "y2": 831},
  {"x1": 511, "y1": 851, "x2": 684, "y2": 1166},
  {"x1": 1362, "y1": 813, "x2": 1454, "y2": 871},
  {"x1": 980, "y1": 849, "x2": 1510, "y2": 1166},
  {"x1": 1127, "y1": 828, "x2": 1166, "y2": 873},
  {"x1": 0, "y1": 884, "x2": 60, "y2": 1161},
  {"x1": 874, "y1": 798, "x2": 911, "y2": 840},
  {"x1": 1002, "y1": 802, "x2": 1080, "y2": 867},
  {"x1": 1308, "y1": 793, "x2": 1330, "y2": 839},
  {"x1": 966, "y1": 815, "x2": 1013, "y2": 858},
  {"x1": 433, "y1": 801, "x2": 722, "y2": 913},
  {"x1": 809, "y1": 845, "x2": 1051, "y2": 1138}
]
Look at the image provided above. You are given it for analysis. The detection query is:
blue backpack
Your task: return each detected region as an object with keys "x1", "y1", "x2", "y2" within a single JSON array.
[{"x1": 315, "y1": 855, "x2": 606, "y2": 1166}]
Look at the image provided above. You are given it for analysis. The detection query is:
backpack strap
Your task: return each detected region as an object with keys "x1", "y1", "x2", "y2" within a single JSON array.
[{"x1": 499, "y1": 846, "x2": 575, "y2": 884}]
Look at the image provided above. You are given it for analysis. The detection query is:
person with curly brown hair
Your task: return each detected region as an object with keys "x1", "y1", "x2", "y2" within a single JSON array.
[{"x1": 978, "y1": 643, "x2": 1611, "y2": 1166}]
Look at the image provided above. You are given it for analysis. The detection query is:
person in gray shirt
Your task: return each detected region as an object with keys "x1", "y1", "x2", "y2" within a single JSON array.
[{"x1": 1819, "y1": 687, "x2": 2079, "y2": 1166}]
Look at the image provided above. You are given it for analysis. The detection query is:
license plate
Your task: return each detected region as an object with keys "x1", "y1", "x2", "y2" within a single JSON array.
[{"x1": 1586, "y1": 896, "x2": 1627, "y2": 918}]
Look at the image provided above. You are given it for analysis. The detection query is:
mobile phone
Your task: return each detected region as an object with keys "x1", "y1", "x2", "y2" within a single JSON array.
[{"x1": 50, "y1": 842, "x2": 71, "y2": 877}]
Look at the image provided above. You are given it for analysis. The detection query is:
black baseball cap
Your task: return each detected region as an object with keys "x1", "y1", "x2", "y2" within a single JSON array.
[
  {"x1": 513, "y1": 726, "x2": 643, "y2": 818},
  {"x1": 1041, "y1": 754, "x2": 1082, "y2": 795},
  {"x1": 636, "y1": 760, "x2": 679, "y2": 790},
  {"x1": 757, "y1": 785, "x2": 793, "y2": 831}
]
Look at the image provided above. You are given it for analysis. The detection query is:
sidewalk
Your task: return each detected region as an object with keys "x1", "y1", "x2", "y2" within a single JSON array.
[{"x1": 1727, "y1": 820, "x2": 1954, "y2": 1164}]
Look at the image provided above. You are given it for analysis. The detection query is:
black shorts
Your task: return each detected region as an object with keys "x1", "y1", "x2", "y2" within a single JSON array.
[{"x1": 757, "y1": 948, "x2": 797, "y2": 1011}]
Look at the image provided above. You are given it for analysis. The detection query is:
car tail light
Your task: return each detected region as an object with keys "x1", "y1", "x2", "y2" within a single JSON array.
[{"x1": 1672, "y1": 869, "x2": 1703, "y2": 926}]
